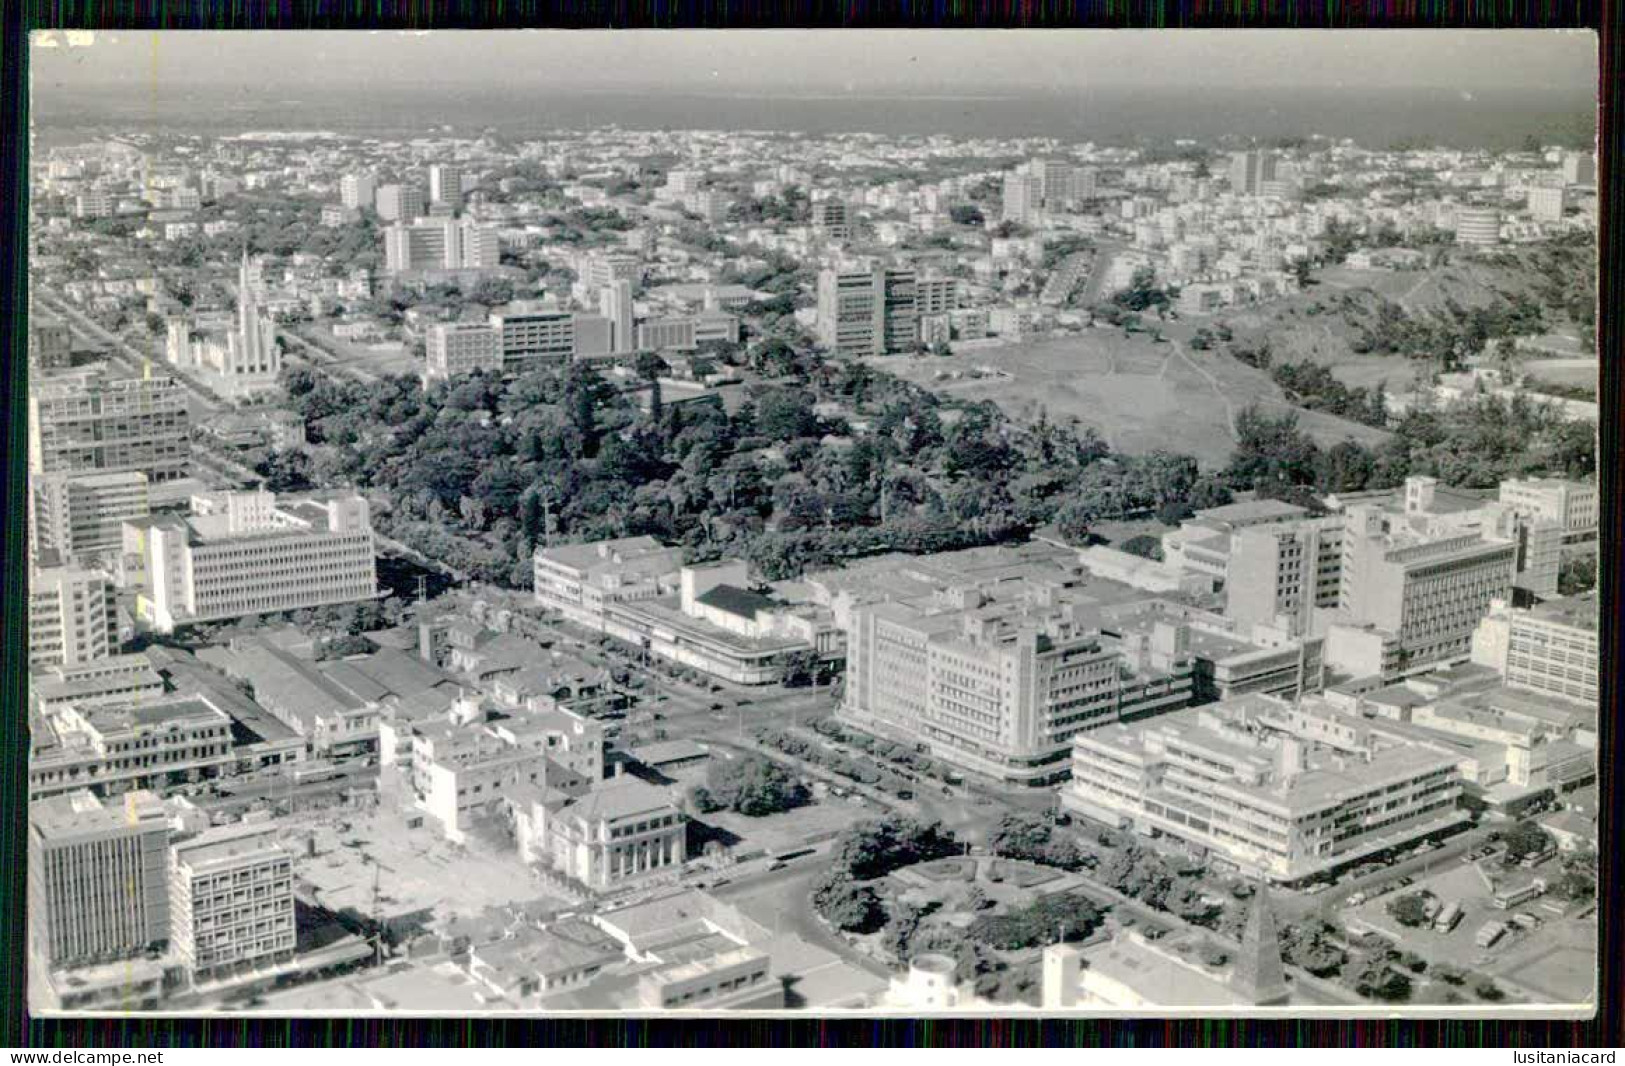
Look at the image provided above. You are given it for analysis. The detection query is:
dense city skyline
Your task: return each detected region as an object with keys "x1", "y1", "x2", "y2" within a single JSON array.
[{"x1": 22, "y1": 31, "x2": 1599, "y2": 1020}]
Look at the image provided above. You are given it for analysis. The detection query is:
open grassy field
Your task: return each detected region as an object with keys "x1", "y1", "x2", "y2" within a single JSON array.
[
  {"x1": 1523, "y1": 359, "x2": 1598, "y2": 396},
  {"x1": 870, "y1": 328, "x2": 1390, "y2": 468}
]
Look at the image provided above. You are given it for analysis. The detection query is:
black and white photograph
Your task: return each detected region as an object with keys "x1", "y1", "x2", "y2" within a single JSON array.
[{"x1": 20, "y1": 29, "x2": 1601, "y2": 1018}]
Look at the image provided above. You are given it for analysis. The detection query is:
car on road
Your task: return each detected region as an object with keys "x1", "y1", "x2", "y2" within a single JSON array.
[
  {"x1": 1346, "y1": 891, "x2": 1368, "y2": 906},
  {"x1": 1397, "y1": 876, "x2": 1415, "y2": 888},
  {"x1": 710, "y1": 702, "x2": 725, "y2": 711}
]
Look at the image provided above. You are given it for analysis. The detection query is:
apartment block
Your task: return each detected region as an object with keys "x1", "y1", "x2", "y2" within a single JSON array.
[
  {"x1": 339, "y1": 172, "x2": 376, "y2": 211},
  {"x1": 1454, "y1": 207, "x2": 1501, "y2": 246},
  {"x1": 123, "y1": 490, "x2": 378, "y2": 634},
  {"x1": 1002, "y1": 173, "x2": 1043, "y2": 224},
  {"x1": 813, "y1": 200, "x2": 852, "y2": 241},
  {"x1": 29, "y1": 371, "x2": 190, "y2": 482},
  {"x1": 31, "y1": 471, "x2": 150, "y2": 565},
  {"x1": 374, "y1": 182, "x2": 425, "y2": 223},
  {"x1": 1229, "y1": 150, "x2": 1279, "y2": 197},
  {"x1": 408, "y1": 712, "x2": 549, "y2": 843},
  {"x1": 30, "y1": 565, "x2": 119, "y2": 668},
  {"x1": 1162, "y1": 499, "x2": 1313, "y2": 586},
  {"x1": 384, "y1": 217, "x2": 500, "y2": 274},
  {"x1": 1472, "y1": 594, "x2": 1597, "y2": 707},
  {"x1": 29, "y1": 790, "x2": 170, "y2": 969},
  {"x1": 168, "y1": 824, "x2": 295, "y2": 985},
  {"x1": 1063, "y1": 694, "x2": 1466, "y2": 883},
  {"x1": 424, "y1": 322, "x2": 503, "y2": 382},
  {"x1": 600, "y1": 280, "x2": 635, "y2": 354},
  {"x1": 428, "y1": 163, "x2": 464, "y2": 209}
]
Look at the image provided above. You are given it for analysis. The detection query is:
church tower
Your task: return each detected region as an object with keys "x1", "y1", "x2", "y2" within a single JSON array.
[{"x1": 1230, "y1": 881, "x2": 1291, "y2": 1006}]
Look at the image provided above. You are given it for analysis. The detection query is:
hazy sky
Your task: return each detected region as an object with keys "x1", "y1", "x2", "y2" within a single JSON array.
[{"x1": 32, "y1": 30, "x2": 1596, "y2": 96}]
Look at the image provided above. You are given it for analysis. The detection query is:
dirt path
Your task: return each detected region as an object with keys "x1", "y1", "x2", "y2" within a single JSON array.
[{"x1": 1168, "y1": 338, "x2": 1240, "y2": 442}]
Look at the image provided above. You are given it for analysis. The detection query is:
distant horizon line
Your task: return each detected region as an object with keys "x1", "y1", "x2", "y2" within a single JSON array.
[{"x1": 32, "y1": 81, "x2": 1595, "y2": 98}]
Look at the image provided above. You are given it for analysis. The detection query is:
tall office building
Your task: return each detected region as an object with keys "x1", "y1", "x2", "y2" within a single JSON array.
[
  {"x1": 31, "y1": 471, "x2": 151, "y2": 565},
  {"x1": 1225, "y1": 517, "x2": 1345, "y2": 637},
  {"x1": 384, "y1": 217, "x2": 500, "y2": 274},
  {"x1": 1336, "y1": 502, "x2": 1517, "y2": 671},
  {"x1": 600, "y1": 280, "x2": 635, "y2": 354},
  {"x1": 1527, "y1": 186, "x2": 1566, "y2": 224},
  {"x1": 29, "y1": 371, "x2": 190, "y2": 482},
  {"x1": 813, "y1": 200, "x2": 852, "y2": 241},
  {"x1": 1229, "y1": 150, "x2": 1278, "y2": 197},
  {"x1": 837, "y1": 547, "x2": 1196, "y2": 788},
  {"x1": 1561, "y1": 151, "x2": 1596, "y2": 187},
  {"x1": 428, "y1": 163, "x2": 464, "y2": 210},
  {"x1": 374, "y1": 183, "x2": 425, "y2": 223},
  {"x1": 816, "y1": 264, "x2": 920, "y2": 357},
  {"x1": 30, "y1": 565, "x2": 120, "y2": 668},
  {"x1": 339, "y1": 172, "x2": 376, "y2": 211},
  {"x1": 124, "y1": 490, "x2": 379, "y2": 634},
  {"x1": 168, "y1": 824, "x2": 296, "y2": 984},
  {"x1": 1035, "y1": 160, "x2": 1074, "y2": 208},
  {"x1": 1001, "y1": 173, "x2": 1043, "y2": 224},
  {"x1": 424, "y1": 322, "x2": 503, "y2": 383},
  {"x1": 29, "y1": 790, "x2": 170, "y2": 969},
  {"x1": 1454, "y1": 207, "x2": 1501, "y2": 247}
]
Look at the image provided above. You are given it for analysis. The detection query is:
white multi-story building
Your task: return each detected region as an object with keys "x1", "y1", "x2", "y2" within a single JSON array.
[
  {"x1": 1472, "y1": 594, "x2": 1597, "y2": 708},
  {"x1": 428, "y1": 163, "x2": 464, "y2": 209},
  {"x1": 1454, "y1": 207, "x2": 1501, "y2": 246},
  {"x1": 29, "y1": 694, "x2": 236, "y2": 802},
  {"x1": 1063, "y1": 694, "x2": 1467, "y2": 883},
  {"x1": 816, "y1": 264, "x2": 919, "y2": 357},
  {"x1": 339, "y1": 172, "x2": 376, "y2": 211},
  {"x1": 836, "y1": 545, "x2": 1196, "y2": 789},
  {"x1": 30, "y1": 565, "x2": 119, "y2": 668},
  {"x1": 384, "y1": 218, "x2": 500, "y2": 274},
  {"x1": 1001, "y1": 172, "x2": 1043, "y2": 224},
  {"x1": 123, "y1": 490, "x2": 378, "y2": 634},
  {"x1": 168, "y1": 824, "x2": 295, "y2": 985},
  {"x1": 1499, "y1": 477, "x2": 1598, "y2": 542},
  {"x1": 374, "y1": 183, "x2": 425, "y2": 223},
  {"x1": 488, "y1": 302, "x2": 580, "y2": 370},
  {"x1": 1333, "y1": 501, "x2": 1518, "y2": 674},
  {"x1": 31, "y1": 471, "x2": 150, "y2": 565},
  {"x1": 424, "y1": 322, "x2": 502, "y2": 383},
  {"x1": 29, "y1": 790, "x2": 171, "y2": 971},
  {"x1": 29, "y1": 371, "x2": 190, "y2": 483},
  {"x1": 534, "y1": 536, "x2": 685, "y2": 630},
  {"x1": 1527, "y1": 186, "x2": 1566, "y2": 224},
  {"x1": 600, "y1": 280, "x2": 635, "y2": 354}
]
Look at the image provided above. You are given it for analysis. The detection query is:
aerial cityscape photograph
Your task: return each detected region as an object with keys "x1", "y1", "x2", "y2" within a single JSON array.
[{"x1": 21, "y1": 29, "x2": 1600, "y2": 1016}]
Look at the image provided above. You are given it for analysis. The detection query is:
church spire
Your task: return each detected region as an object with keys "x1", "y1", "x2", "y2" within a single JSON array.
[{"x1": 1230, "y1": 880, "x2": 1290, "y2": 1006}]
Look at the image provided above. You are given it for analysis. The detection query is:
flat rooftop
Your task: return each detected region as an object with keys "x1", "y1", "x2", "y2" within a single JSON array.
[{"x1": 1525, "y1": 593, "x2": 1598, "y2": 633}]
